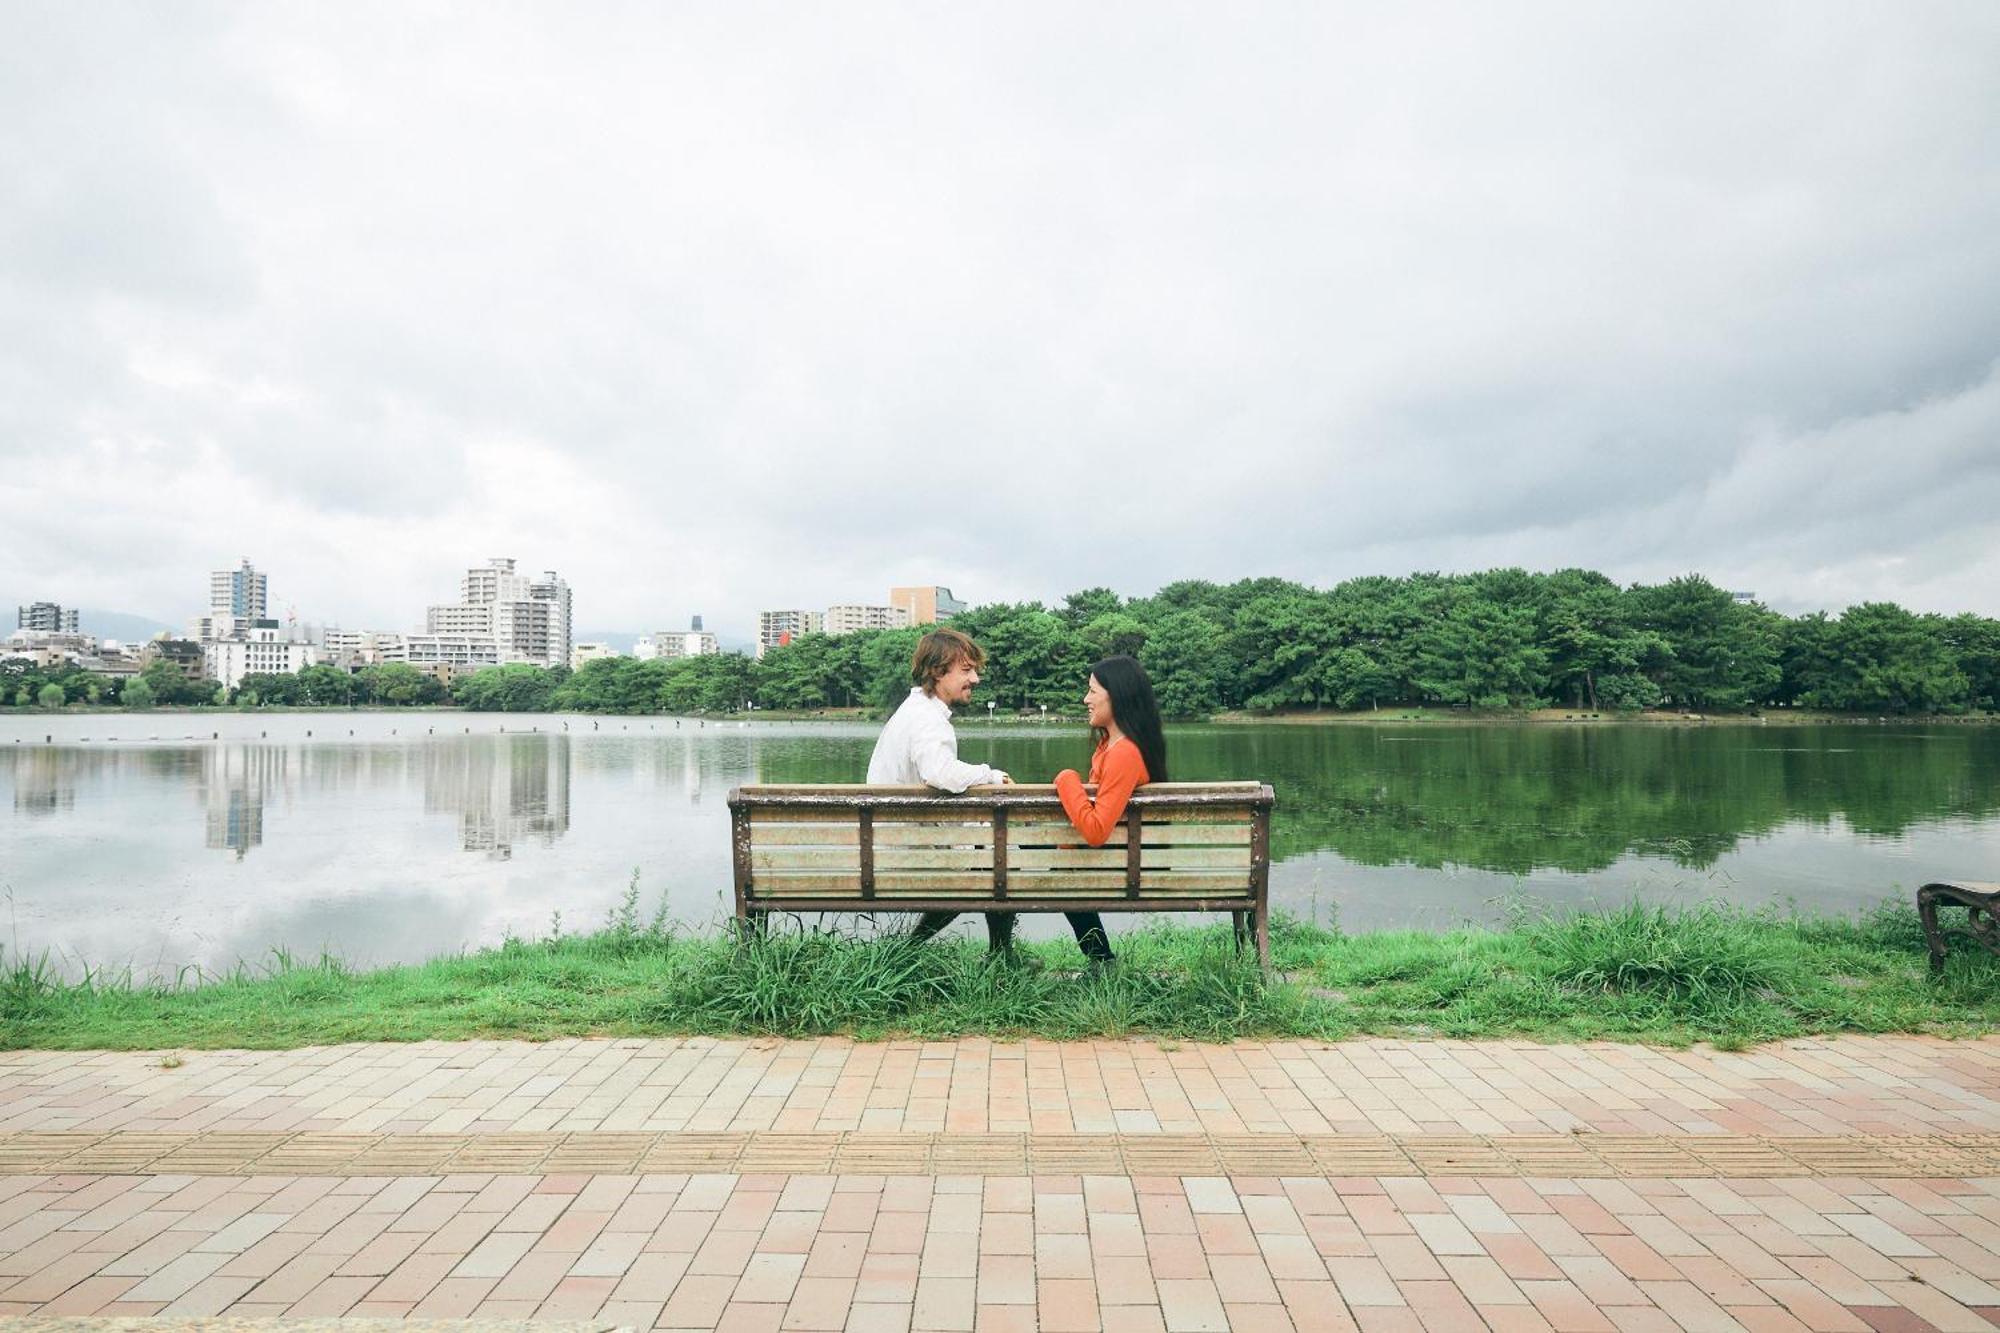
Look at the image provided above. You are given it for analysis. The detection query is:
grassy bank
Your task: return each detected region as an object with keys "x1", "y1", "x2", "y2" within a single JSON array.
[{"x1": 7, "y1": 895, "x2": 1997, "y2": 1051}]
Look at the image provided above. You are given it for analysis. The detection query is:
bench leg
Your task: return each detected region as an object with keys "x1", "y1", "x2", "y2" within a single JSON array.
[
  {"x1": 1232, "y1": 912, "x2": 1248, "y2": 955},
  {"x1": 1255, "y1": 907, "x2": 1271, "y2": 974},
  {"x1": 1919, "y1": 886, "x2": 1949, "y2": 973}
]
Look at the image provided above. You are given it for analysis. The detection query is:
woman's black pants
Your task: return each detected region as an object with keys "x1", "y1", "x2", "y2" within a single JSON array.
[{"x1": 910, "y1": 911, "x2": 1115, "y2": 961}]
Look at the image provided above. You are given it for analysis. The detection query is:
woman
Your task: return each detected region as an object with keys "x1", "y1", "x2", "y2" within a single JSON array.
[{"x1": 1052, "y1": 654, "x2": 1170, "y2": 965}]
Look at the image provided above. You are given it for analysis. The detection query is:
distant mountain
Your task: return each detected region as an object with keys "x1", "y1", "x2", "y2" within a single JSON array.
[{"x1": 80, "y1": 610, "x2": 178, "y2": 644}]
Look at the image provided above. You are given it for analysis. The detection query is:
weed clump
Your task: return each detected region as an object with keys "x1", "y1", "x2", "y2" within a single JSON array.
[{"x1": 1528, "y1": 902, "x2": 1799, "y2": 1001}]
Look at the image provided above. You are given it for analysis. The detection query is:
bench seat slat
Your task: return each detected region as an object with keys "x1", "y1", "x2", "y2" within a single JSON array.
[
  {"x1": 754, "y1": 845, "x2": 992, "y2": 868},
  {"x1": 1007, "y1": 808, "x2": 1262, "y2": 827},
  {"x1": 1006, "y1": 824, "x2": 1251, "y2": 848},
  {"x1": 1008, "y1": 847, "x2": 1252, "y2": 870},
  {"x1": 749, "y1": 824, "x2": 996, "y2": 847}
]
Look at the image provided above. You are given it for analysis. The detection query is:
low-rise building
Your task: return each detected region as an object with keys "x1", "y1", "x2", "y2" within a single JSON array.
[
  {"x1": 643, "y1": 629, "x2": 719, "y2": 660},
  {"x1": 323, "y1": 629, "x2": 404, "y2": 669},
  {"x1": 381, "y1": 632, "x2": 501, "y2": 672},
  {"x1": 825, "y1": 604, "x2": 912, "y2": 635},
  {"x1": 141, "y1": 638, "x2": 208, "y2": 682},
  {"x1": 2, "y1": 629, "x2": 99, "y2": 670},
  {"x1": 570, "y1": 642, "x2": 619, "y2": 670},
  {"x1": 204, "y1": 623, "x2": 320, "y2": 690},
  {"x1": 638, "y1": 616, "x2": 718, "y2": 660}
]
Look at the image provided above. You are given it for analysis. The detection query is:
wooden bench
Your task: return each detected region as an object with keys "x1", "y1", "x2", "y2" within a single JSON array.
[
  {"x1": 1917, "y1": 880, "x2": 2000, "y2": 971},
  {"x1": 727, "y1": 782, "x2": 1277, "y2": 967}
]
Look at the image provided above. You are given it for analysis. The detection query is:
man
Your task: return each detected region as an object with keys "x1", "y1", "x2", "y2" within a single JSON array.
[{"x1": 867, "y1": 627, "x2": 1018, "y2": 954}]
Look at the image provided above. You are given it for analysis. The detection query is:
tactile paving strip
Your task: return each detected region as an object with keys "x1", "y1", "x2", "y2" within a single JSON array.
[{"x1": 3, "y1": 1129, "x2": 1998, "y2": 1177}]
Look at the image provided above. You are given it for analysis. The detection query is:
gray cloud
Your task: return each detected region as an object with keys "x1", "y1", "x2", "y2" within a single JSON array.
[{"x1": 3, "y1": 1, "x2": 1998, "y2": 636}]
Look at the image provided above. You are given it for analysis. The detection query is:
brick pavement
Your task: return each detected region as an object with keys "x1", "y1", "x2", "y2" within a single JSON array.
[
  {"x1": 3, "y1": 1035, "x2": 2000, "y2": 1330},
  {"x1": 5, "y1": 1036, "x2": 1997, "y2": 1137}
]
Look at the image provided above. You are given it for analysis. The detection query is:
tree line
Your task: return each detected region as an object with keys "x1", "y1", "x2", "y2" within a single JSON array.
[{"x1": 7, "y1": 570, "x2": 1998, "y2": 717}]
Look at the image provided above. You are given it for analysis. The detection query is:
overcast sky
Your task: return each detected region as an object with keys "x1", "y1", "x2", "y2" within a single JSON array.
[{"x1": 4, "y1": 2, "x2": 1998, "y2": 639}]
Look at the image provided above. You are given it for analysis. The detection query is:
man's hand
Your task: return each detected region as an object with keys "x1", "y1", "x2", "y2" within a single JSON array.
[{"x1": 994, "y1": 770, "x2": 1014, "y2": 784}]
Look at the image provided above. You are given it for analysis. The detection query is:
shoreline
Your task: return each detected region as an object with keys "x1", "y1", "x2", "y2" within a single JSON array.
[{"x1": 1205, "y1": 706, "x2": 2000, "y2": 726}]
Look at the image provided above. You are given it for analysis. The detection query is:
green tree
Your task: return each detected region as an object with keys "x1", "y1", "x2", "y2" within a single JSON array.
[
  {"x1": 1231, "y1": 590, "x2": 1340, "y2": 709},
  {"x1": 37, "y1": 682, "x2": 66, "y2": 709},
  {"x1": 1629, "y1": 575, "x2": 1780, "y2": 710},
  {"x1": 1408, "y1": 578, "x2": 1549, "y2": 708},
  {"x1": 119, "y1": 677, "x2": 155, "y2": 709},
  {"x1": 1143, "y1": 611, "x2": 1230, "y2": 716},
  {"x1": 1946, "y1": 613, "x2": 2000, "y2": 712},
  {"x1": 356, "y1": 663, "x2": 448, "y2": 706},
  {"x1": 238, "y1": 672, "x2": 303, "y2": 706},
  {"x1": 294, "y1": 664, "x2": 356, "y2": 707},
  {"x1": 454, "y1": 664, "x2": 557, "y2": 712},
  {"x1": 953, "y1": 603, "x2": 1075, "y2": 710},
  {"x1": 138, "y1": 659, "x2": 207, "y2": 706},
  {"x1": 1060, "y1": 587, "x2": 1123, "y2": 626},
  {"x1": 1818, "y1": 603, "x2": 1968, "y2": 713},
  {"x1": 1078, "y1": 612, "x2": 1149, "y2": 663}
]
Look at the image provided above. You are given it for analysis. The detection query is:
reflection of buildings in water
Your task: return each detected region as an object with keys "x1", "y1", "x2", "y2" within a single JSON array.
[
  {"x1": 424, "y1": 734, "x2": 571, "y2": 857},
  {"x1": 202, "y1": 745, "x2": 287, "y2": 860},
  {"x1": 681, "y1": 737, "x2": 703, "y2": 804},
  {"x1": 8, "y1": 746, "x2": 79, "y2": 816}
]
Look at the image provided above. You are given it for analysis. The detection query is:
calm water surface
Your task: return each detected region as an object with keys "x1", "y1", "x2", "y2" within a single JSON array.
[{"x1": 5, "y1": 712, "x2": 1997, "y2": 977}]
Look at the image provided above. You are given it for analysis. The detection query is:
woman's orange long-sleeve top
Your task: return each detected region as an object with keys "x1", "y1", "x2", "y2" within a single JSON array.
[{"x1": 1053, "y1": 737, "x2": 1150, "y2": 846}]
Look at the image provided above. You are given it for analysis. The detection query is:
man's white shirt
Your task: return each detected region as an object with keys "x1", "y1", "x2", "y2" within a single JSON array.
[{"x1": 867, "y1": 687, "x2": 1008, "y2": 791}]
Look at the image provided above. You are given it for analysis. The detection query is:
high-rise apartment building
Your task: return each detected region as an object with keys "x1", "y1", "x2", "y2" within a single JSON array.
[
  {"x1": 427, "y1": 558, "x2": 572, "y2": 668},
  {"x1": 209, "y1": 559, "x2": 268, "y2": 619},
  {"x1": 528, "y1": 571, "x2": 572, "y2": 665},
  {"x1": 17, "y1": 602, "x2": 79, "y2": 634},
  {"x1": 889, "y1": 586, "x2": 966, "y2": 625},
  {"x1": 825, "y1": 604, "x2": 912, "y2": 636},
  {"x1": 756, "y1": 609, "x2": 826, "y2": 658}
]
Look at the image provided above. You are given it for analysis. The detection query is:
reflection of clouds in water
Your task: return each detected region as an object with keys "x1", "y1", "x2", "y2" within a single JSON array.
[{"x1": 213, "y1": 884, "x2": 492, "y2": 975}]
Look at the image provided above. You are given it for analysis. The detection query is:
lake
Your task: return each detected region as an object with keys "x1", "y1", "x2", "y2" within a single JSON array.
[{"x1": 5, "y1": 711, "x2": 1997, "y2": 978}]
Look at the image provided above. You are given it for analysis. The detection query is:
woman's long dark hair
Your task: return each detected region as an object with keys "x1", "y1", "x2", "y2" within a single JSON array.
[{"x1": 1089, "y1": 655, "x2": 1169, "y2": 783}]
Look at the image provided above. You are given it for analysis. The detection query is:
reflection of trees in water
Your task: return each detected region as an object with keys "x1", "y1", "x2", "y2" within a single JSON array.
[
  {"x1": 422, "y1": 734, "x2": 571, "y2": 857},
  {"x1": 751, "y1": 724, "x2": 2000, "y2": 876},
  {"x1": 1173, "y1": 725, "x2": 2000, "y2": 874}
]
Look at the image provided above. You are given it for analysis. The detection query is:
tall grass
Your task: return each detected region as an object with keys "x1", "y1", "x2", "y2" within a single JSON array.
[
  {"x1": 1529, "y1": 902, "x2": 1799, "y2": 1001},
  {"x1": 4, "y1": 891, "x2": 1995, "y2": 1050}
]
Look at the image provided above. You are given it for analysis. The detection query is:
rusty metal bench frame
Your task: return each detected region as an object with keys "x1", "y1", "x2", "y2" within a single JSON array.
[
  {"x1": 727, "y1": 782, "x2": 1277, "y2": 968},
  {"x1": 1918, "y1": 880, "x2": 2000, "y2": 972}
]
